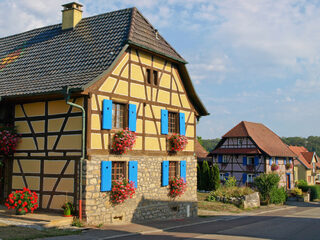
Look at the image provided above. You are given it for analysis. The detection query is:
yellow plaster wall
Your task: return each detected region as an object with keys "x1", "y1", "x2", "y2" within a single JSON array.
[
  {"x1": 145, "y1": 120, "x2": 158, "y2": 135},
  {"x1": 25, "y1": 176, "x2": 40, "y2": 190},
  {"x1": 56, "y1": 135, "x2": 81, "y2": 150},
  {"x1": 12, "y1": 176, "x2": 24, "y2": 189},
  {"x1": 91, "y1": 114, "x2": 101, "y2": 130},
  {"x1": 114, "y1": 80, "x2": 128, "y2": 96},
  {"x1": 130, "y1": 83, "x2": 146, "y2": 99},
  {"x1": 48, "y1": 118, "x2": 64, "y2": 132},
  {"x1": 20, "y1": 160, "x2": 40, "y2": 173},
  {"x1": 112, "y1": 53, "x2": 129, "y2": 75},
  {"x1": 157, "y1": 90, "x2": 170, "y2": 104},
  {"x1": 31, "y1": 121, "x2": 45, "y2": 133},
  {"x1": 64, "y1": 116, "x2": 82, "y2": 131},
  {"x1": 99, "y1": 77, "x2": 117, "y2": 93},
  {"x1": 130, "y1": 64, "x2": 144, "y2": 82},
  {"x1": 15, "y1": 121, "x2": 31, "y2": 134},
  {"x1": 159, "y1": 73, "x2": 171, "y2": 89},
  {"x1": 91, "y1": 133, "x2": 102, "y2": 149},
  {"x1": 145, "y1": 137, "x2": 160, "y2": 151},
  {"x1": 23, "y1": 102, "x2": 45, "y2": 117}
]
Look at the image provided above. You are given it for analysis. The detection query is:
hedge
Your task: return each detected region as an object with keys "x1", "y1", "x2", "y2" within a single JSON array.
[{"x1": 298, "y1": 185, "x2": 320, "y2": 200}]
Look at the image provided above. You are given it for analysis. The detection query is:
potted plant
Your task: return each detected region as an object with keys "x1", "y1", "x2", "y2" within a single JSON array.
[
  {"x1": 0, "y1": 126, "x2": 20, "y2": 156},
  {"x1": 285, "y1": 162, "x2": 293, "y2": 170},
  {"x1": 62, "y1": 202, "x2": 74, "y2": 217},
  {"x1": 168, "y1": 176, "x2": 187, "y2": 199},
  {"x1": 168, "y1": 134, "x2": 188, "y2": 152},
  {"x1": 111, "y1": 128, "x2": 136, "y2": 154},
  {"x1": 271, "y1": 163, "x2": 279, "y2": 171},
  {"x1": 109, "y1": 178, "x2": 135, "y2": 204},
  {"x1": 5, "y1": 188, "x2": 38, "y2": 215}
]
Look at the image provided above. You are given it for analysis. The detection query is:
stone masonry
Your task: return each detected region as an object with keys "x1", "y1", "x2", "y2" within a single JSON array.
[{"x1": 83, "y1": 154, "x2": 197, "y2": 225}]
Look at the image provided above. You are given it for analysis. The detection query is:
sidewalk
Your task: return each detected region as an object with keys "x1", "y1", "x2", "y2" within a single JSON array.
[{"x1": 41, "y1": 204, "x2": 296, "y2": 240}]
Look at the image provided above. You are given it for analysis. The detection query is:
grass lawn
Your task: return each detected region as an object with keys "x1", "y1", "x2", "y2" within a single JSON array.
[
  {"x1": 0, "y1": 225, "x2": 80, "y2": 240},
  {"x1": 197, "y1": 192, "x2": 243, "y2": 213}
]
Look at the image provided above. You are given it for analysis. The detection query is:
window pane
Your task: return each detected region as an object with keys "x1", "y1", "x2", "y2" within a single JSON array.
[
  {"x1": 169, "y1": 161, "x2": 177, "y2": 179},
  {"x1": 153, "y1": 70, "x2": 158, "y2": 85},
  {"x1": 112, "y1": 103, "x2": 125, "y2": 129},
  {"x1": 146, "y1": 69, "x2": 151, "y2": 84},
  {"x1": 112, "y1": 162, "x2": 126, "y2": 181},
  {"x1": 168, "y1": 112, "x2": 178, "y2": 133}
]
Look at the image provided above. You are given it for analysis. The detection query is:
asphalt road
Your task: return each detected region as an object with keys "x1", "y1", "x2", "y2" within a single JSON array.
[{"x1": 46, "y1": 203, "x2": 320, "y2": 240}]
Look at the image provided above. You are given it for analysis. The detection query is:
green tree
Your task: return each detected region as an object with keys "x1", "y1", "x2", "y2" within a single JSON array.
[
  {"x1": 254, "y1": 173, "x2": 280, "y2": 204},
  {"x1": 197, "y1": 163, "x2": 201, "y2": 190},
  {"x1": 201, "y1": 161, "x2": 210, "y2": 191},
  {"x1": 213, "y1": 164, "x2": 220, "y2": 191},
  {"x1": 197, "y1": 136, "x2": 203, "y2": 146}
]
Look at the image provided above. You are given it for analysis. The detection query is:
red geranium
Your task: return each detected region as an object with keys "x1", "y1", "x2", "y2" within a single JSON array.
[
  {"x1": 5, "y1": 187, "x2": 38, "y2": 215},
  {"x1": 109, "y1": 178, "x2": 135, "y2": 204},
  {"x1": 168, "y1": 176, "x2": 186, "y2": 199},
  {"x1": 168, "y1": 134, "x2": 188, "y2": 152},
  {"x1": 111, "y1": 128, "x2": 136, "y2": 154},
  {"x1": 271, "y1": 163, "x2": 279, "y2": 171},
  {"x1": 0, "y1": 126, "x2": 20, "y2": 156}
]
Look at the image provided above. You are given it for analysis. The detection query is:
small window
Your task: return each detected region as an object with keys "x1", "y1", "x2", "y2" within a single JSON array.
[
  {"x1": 146, "y1": 69, "x2": 151, "y2": 84},
  {"x1": 247, "y1": 156, "x2": 254, "y2": 166},
  {"x1": 169, "y1": 161, "x2": 178, "y2": 179},
  {"x1": 219, "y1": 173, "x2": 225, "y2": 181},
  {"x1": 247, "y1": 174, "x2": 254, "y2": 183},
  {"x1": 153, "y1": 70, "x2": 158, "y2": 85},
  {"x1": 168, "y1": 112, "x2": 179, "y2": 134},
  {"x1": 222, "y1": 155, "x2": 228, "y2": 164},
  {"x1": 112, "y1": 102, "x2": 126, "y2": 129},
  {"x1": 238, "y1": 138, "x2": 243, "y2": 146},
  {"x1": 112, "y1": 161, "x2": 126, "y2": 181}
]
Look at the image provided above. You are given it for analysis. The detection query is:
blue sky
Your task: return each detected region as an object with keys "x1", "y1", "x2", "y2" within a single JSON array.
[{"x1": 1, "y1": 0, "x2": 319, "y2": 139}]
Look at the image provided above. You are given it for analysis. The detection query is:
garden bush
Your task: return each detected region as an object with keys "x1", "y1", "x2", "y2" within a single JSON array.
[
  {"x1": 201, "y1": 161, "x2": 210, "y2": 190},
  {"x1": 298, "y1": 185, "x2": 320, "y2": 200},
  {"x1": 225, "y1": 176, "x2": 237, "y2": 188},
  {"x1": 207, "y1": 186, "x2": 254, "y2": 202},
  {"x1": 270, "y1": 187, "x2": 287, "y2": 204},
  {"x1": 296, "y1": 179, "x2": 308, "y2": 187},
  {"x1": 291, "y1": 187, "x2": 303, "y2": 197},
  {"x1": 254, "y1": 173, "x2": 280, "y2": 203}
]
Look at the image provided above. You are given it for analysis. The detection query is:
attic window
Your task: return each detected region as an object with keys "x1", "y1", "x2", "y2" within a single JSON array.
[
  {"x1": 146, "y1": 69, "x2": 151, "y2": 84},
  {"x1": 146, "y1": 69, "x2": 158, "y2": 85},
  {"x1": 153, "y1": 70, "x2": 158, "y2": 85}
]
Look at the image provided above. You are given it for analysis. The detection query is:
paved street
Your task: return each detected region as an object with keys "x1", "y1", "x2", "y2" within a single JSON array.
[{"x1": 45, "y1": 203, "x2": 320, "y2": 240}]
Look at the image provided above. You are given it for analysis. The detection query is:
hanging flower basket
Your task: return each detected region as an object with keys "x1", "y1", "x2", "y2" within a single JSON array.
[
  {"x1": 271, "y1": 163, "x2": 279, "y2": 171},
  {"x1": 111, "y1": 128, "x2": 136, "y2": 154},
  {"x1": 110, "y1": 178, "x2": 135, "y2": 204},
  {"x1": 5, "y1": 188, "x2": 38, "y2": 215},
  {"x1": 285, "y1": 163, "x2": 293, "y2": 170},
  {"x1": 168, "y1": 176, "x2": 186, "y2": 199},
  {"x1": 0, "y1": 126, "x2": 20, "y2": 156},
  {"x1": 168, "y1": 134, "x2": 188, "y2": 152}
]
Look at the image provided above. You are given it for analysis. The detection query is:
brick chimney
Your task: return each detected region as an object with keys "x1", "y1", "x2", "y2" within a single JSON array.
[{"x1": 62, "y1": 2, "x2": 83, "y2": 30}]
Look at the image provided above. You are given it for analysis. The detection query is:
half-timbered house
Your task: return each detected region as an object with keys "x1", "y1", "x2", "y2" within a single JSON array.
[
  {"x1": 0, "y1": 3, "x2": 208, "y2": 224},
  {"x1": 210, "y1": 121, "x2": 296, "y2": 189}
]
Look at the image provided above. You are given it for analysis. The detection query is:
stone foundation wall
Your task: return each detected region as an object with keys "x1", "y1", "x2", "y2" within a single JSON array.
[{"x1": 83, "y1": 154, "x2": 197, "y2": 225}]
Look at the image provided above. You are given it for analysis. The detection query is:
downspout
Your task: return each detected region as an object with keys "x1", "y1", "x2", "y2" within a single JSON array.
[{"x1": 64, "y1": 87, "x2": 85, "y2": 220}]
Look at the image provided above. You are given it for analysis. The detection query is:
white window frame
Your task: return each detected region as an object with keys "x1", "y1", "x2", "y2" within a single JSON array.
[
  {"x1": 219, "y1": 173, "x2": 225, "y2": 181},
  {"x1": 247, "y1": 156, "x2": 255, "y2": 166},
  {"x1": 247, "y1": 174, "x2": 254, "y2": 183},
  {"x1": 222, "y1": 155, "x2": 228, "y2": 164}
]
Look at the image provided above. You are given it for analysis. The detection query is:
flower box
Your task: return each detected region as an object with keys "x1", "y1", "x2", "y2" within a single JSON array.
[
  {"x1": 285, "y1": 163, "x2": 293, "y2": 170},
  {"x1": 111, "y1": 128, "x2": 136, "y2": 155},
  {"x1": 168, "y1": 134, "x2": 188, "y2": 152},
  {"x1": 110, "y1": 178, "x2": 135, "y2": 204},
  {"x1": 271, "y1": 163, "x2": 279, "y2": 171},
  {"x1": 168, "y1": 176, "x2": 186, "y2": 199}
]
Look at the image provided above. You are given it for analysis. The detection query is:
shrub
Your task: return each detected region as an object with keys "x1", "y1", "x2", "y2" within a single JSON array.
[
  {"x1": 201, "y1": 161, "x2": 210, "y2": 191},
  {"x1": 5, "y1": 188, "x2": 38, "y2": 215},
  {"x1": 168, "y1": 134, "x2": 188, "y2": 152},
  {"x1": 254, "y1": 173, "x2": 280, "y2": 203},
  {"x1": 197, "y1": 163, "x2": 201, "y2": 190},
  {"x1": 213, "y1": 164, "x2": 220, "y2": 191},
  {"x1": 296, "y1": 179, "x2": 308, "y2": 187},
  {"x1": 111, "y1": 128, "x2": 136, "y2": 154},
  {"x1": 225, "y1": 176, "x2": 237, "y2": 188},
  {"x1": 207, "y1": 186, "x2": 254, "y2": 202},
  {"x1": 291, "y1": 187, "x2": 303, "y2": 197},
  {"x1": 298, "y1": 185, "x2": 320, "y2": 200},
  {"x1": 110, "y1": 178, "x2": 135, "y2": 204},
  {"x1": 168, "y1": 176, "x2": 186, "y2": 198},
  {"x1": 270, "y1": 187, "x2": 287, "y2": 204}
]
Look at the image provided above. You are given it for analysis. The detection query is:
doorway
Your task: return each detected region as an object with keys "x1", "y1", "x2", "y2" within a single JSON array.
[{"x1": 286, "y1": 173, "x2": 291, "y2": 189}]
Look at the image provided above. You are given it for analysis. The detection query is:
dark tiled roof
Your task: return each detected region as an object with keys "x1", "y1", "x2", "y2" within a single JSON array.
[
  {"x1": 219, "y1": 121, "x2": 296, "y2": 157},
  {"x1": 0, "y1": 7, "x2": 185, "y2": 98}
]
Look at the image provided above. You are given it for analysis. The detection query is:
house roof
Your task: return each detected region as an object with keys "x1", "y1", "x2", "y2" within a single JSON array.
[
  {"x1": 0, "y1": 7, "x2": 208, "y2": 116},
  {"x1": 219, "y1": 121, "x2": 296, "y2": 157},
  {"x1": 289, "y1": 146, "x2": 318, "y2": 169},
  {"x1": 195, "y1": 140, "x2": 208, "y2": 158}
]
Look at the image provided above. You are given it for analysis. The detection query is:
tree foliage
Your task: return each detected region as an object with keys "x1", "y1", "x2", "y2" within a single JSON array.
[
  {"x1": 281, "y1": 136, "x2": 320, "y2": 156},
  {"x1": 199, "y1": 138, "x2": 221, "y2": 152},
  {"x1": 254, "y1": 173, "x2": 280, "y2": 204}
]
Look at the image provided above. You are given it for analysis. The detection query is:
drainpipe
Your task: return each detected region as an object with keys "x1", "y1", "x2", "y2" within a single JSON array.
[{"x1": 64, "y1": 87, "x2": 85, "y2": 220}]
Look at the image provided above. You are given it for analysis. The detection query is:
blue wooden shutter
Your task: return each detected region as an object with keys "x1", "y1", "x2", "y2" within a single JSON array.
[
  {"x1": 218, "y1": 155, "x2": 222, "y2": 163},
  {"x1": 254, "y1": 156, "x2": 259, "y2": 166},
  {"x1": 276, "y1": 157, "x2": 278, "y2": 165},
  {"x1": 128, "y1": 161, "x2": 138, "y2": 188},
  {"x1": 162, "y1": 161, "x2": 169, "y2": 186},
  {"x1": 225, "y1": 172, "x2": 229, "y2": 179},
  {"x1": 269, "y1": 157, "x2": 272, "y2": 166},
  {"x1": 180, "y1": 160, "x2": 186, "y2": 182},
  {"x1": 102, "y1": 99, "x2": 112, "y2": 130},
  {"x1": 242, "y1": 173, "x2": 247, "y2": 184},
  {"x1": 128, "y1": 104, "x2": 137, "y2": 132},
  {"x1": 243, "y1": 156, "x2": 247, "y2": 166},
  {"x1": 179, "y1": 112, "x2": 186, "y2": 135},
  {"x1": 161, "y1": 109, "x2": 168, "y2": 135},
  {"x1": 101, "y1": 161, "x2": 112, "y2": 192}
]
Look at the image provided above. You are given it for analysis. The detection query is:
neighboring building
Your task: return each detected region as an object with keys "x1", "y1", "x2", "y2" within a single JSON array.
[
  {"x1": 0, "y1": 3, "x2": 208, "y2": 224},
  {"x1": 209, "y1": 121, "x2": 296, "y2": 189},
  {"x1": 195, "y1": 140, "x2": 210, "y2": 165},
  {"x1": 289, "y1": 146, "x2": 320, "y2": 185}
]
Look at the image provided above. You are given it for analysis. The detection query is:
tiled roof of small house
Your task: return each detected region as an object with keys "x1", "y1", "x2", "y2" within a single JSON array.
[
  {"x1": 211, "y1": 148, "x2": 261, "y2": 155},
  {"x1": 195, "y1": 140, "x2": 208, "y2": 158},
  {"x1": 219, "y1": 121, "x2": 296, "y2": 157},
  {"x1": 0, "y1": 7, "x2": 208, "y2": 116},
  {"x1": 289, "y1": 146, "x2": 318, "y2": 169}
]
